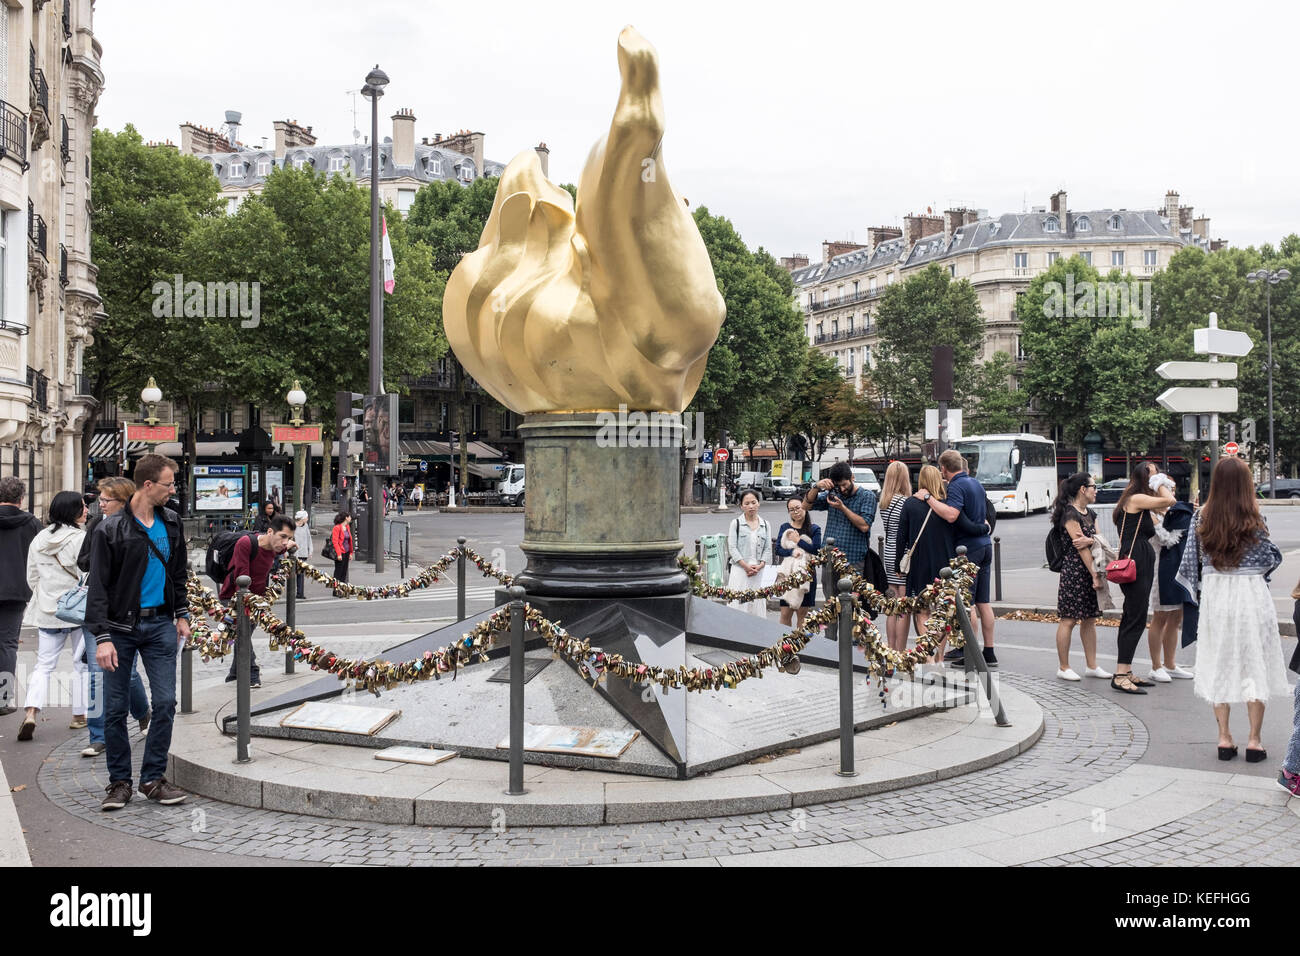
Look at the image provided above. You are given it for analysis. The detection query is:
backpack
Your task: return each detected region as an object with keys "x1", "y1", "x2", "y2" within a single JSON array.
[
  {"x1": 206, "y1": 530, "x2": 257, "y2": 585},
  {"x1": 1045, "y1": 525, "x2": 1066, "y2": 573}
]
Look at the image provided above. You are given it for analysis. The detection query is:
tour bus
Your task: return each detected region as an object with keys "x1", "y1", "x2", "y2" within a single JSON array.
[{"x1": 953, "y1": 433, "x2": 1057, "y2": 516}]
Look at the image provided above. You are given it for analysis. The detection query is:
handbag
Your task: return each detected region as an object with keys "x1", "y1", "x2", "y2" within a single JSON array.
[
  {"x1": 899, "y1": 507, "x2": 933, "y2": 575},
  {"x1": 1105, "y1": 511, "x2": 1138, "y2": 584},
  {"x1": 322, "y1": 537, "x2": 337, "y2": 561},
  {"x1": 56, "y1": 573, "x2": 90, "y2": 626}
]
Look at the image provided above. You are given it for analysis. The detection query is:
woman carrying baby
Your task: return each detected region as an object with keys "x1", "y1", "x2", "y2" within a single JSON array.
[{"x1": 774, "y1": 496, "x2": 822, "y2": 628}]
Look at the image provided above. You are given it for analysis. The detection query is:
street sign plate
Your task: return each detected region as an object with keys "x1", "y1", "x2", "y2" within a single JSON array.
[
  {"x1": 700, "y1": 450, "x2": 713, "y2": 464},
  {"x1": 1157, "y1": 386, "x2": 1239, "y2": 413},
  {"x1": 715, "y1": 448, "x2": 730, "y2": 463},
  {"x1": 1224, "y1": 441, "x2": 1240, "y2": 455},
  {"x1": 1156, "y1": 361, "x2": 1237, "y2": 381},
  {"x1": 1193, "y1": 327, "x2": 1253, "y2": 357}
]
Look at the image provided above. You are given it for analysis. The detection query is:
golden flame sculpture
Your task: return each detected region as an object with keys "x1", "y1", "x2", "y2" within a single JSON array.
[{"x1": 443, "y1": 27, "x2": 726, "y2": 414}]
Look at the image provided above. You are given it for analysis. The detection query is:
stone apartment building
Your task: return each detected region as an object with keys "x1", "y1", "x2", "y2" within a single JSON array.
[
  {"x1": 792, "y1": 189, "x2": 1219, "y2": 440},
  {"x1": 0, "y1": 0, "x2": 103, "y2": 515}
]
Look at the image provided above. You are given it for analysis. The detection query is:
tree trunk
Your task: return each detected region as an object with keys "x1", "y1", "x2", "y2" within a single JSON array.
[{"x1": 185, "y1": 395, "x2": 200, "y2": 518}]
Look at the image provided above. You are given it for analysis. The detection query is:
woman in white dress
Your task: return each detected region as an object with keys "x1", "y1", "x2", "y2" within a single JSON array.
[
  {"x1": 726, "y1": 489, "x2": 771, "y2": 618},
  {"x1": 1177, "y1": 457, "x2": 1289, "y2": 763}
]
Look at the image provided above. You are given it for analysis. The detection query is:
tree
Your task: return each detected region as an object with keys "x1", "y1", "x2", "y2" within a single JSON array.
[
  {"x1": 690, "y1": 208, "x2": 808, "y2": 445},
  {"x1": 777, "y1": 348, "x2": 848, "y2": 462},
  {"x1": 967, "y1": 351, "x2": 1028, "y2": 434},
  {"x1": 87, "y1": 125, "x2": 224, "y2": 458},
  {"x1": 872, "y1": 264, "x2": 984, "y2": 445}
]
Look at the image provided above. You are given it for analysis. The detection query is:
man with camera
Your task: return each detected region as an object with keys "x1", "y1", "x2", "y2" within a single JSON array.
[{"x1": 804, "y1": 461, "x2": 877, "y2": 575}]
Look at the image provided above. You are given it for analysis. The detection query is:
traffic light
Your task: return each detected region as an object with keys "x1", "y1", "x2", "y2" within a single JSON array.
[{"x1": 336, "y1": 391, "x2": 364, "y2": 444}]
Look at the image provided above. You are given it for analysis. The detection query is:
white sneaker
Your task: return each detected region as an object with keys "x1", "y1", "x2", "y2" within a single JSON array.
[
  {"x1": 1148, "y1": 668, "x2": 1173, "y2": 683},
  {"x1": 1085, "y1": 665, "x2": 1112, "y2": 679},
  {"x1": 1166, "y1": 665, "x2": 1194, "y2": 679},
  {"x1": 1056, "y1": 668, "x2": 1081, "y2": 682}
]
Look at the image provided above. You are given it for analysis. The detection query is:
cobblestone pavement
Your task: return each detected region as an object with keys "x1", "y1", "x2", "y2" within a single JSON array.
[
  {"x1": 38, "y1": 674, "x2": 1161, "y2": 865},
  {"x1": 1026, "y1": 800, "x2": 1300, "y2": 867}
]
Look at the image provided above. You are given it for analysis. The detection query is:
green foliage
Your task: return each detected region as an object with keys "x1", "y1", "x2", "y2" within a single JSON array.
[
  {"x1": 777, "y1": 348, "x2": 849, "y2": 460},
  {"x1": 87, "y1": 125, "x2": 223, "y2": 418},
  {"x1": 872, "y1": 264, "x2": 984, "y2": 441},
  {"x1": 967, "y1": 351, "x2": 1028, "y2": 434},
  {"x1": 405, "y1": 177, "x2": 500, "y2": 273},
  {"x1": 690, "y1": 207, "x2": 808, "y2": 443}
]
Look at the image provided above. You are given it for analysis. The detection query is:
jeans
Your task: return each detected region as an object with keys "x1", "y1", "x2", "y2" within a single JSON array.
[
  {"x1": 83, "y1": 627, "x2": 147, "y2": 745},
  {"x1": 296, "y1": 571, "x2": 306, "y2": 599},
  {"x1": 104, "y1": 616, "x2": 179, "y2": 786},
  {"x1": 0, "y1": 601, "x2": 24, "y2": 708}
]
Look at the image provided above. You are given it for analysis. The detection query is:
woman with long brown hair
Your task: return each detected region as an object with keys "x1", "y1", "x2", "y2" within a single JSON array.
[
  {"x1": 878, "y1": 461, "x2": 912, "y2": 653},
  {"x1": 897, "y1": 465, "x2": 956, "y2": 660},
  {"x1": 1177, "y1": 457, "x2": 1288, "y2": 762},
  {"x1": 1110, "y1": 461, "x2": 1174, "y2": 694}
]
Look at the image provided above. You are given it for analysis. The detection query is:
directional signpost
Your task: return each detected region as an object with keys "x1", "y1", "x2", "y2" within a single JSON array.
[{"x1": 1158, "y1": 313, "x2": 1251, "y2": 498}]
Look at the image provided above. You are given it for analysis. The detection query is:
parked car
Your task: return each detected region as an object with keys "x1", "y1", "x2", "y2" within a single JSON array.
[
  {"x1": 1093, "y1": 478, "x2": 1128, "y2": 504},
  {"x1": 852, "y1": 467, "x2": 881, "y2": 493},
  {"x1": 735, "y1": 471, "x2": 765, "y2": 495},
  {"x1": 760, "y1": 475, "x2": 799, "y2": 500},
  {"x1": 1257, "y1": 479, "x2": 1300, "y2": 499}
]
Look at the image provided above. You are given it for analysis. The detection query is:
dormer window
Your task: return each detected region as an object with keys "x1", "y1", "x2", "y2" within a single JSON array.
[
  {"x1": 427, "y1": 156, "x2": 442, "y2": 176},
  {"x1": 1108, "y1": 214, "x2": 1122, "y2": 231},
  {"x1": 329, "y1": 155, "x2": 347, "y2": 172},
  {"x1": 1044, "y1": 216, "x2": 1059, "y2": 233},
  {"x1": 257, "y1": 158, "x2": 271, "y2": 176},
  {"x1": 1076, "y1": 216, "x2": 1091, "y2": 232},
  {"x1": 228, "y1": 161, "x2": 244, "y2": 178},
  {"x1": 291, "y1": 154, "x2": 307, "y2": 170},
  {"x1": 458, "y1": 164, "x2": 474, "y2": 182}
]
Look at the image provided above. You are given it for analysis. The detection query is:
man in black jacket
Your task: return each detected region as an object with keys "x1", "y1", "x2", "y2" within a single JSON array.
[
  {"x1": 85, "y1": 454, "x2": 192, "y2": 811},
  {"x1": 0, "y1": 478, "x2": 41, "y2": 715}
]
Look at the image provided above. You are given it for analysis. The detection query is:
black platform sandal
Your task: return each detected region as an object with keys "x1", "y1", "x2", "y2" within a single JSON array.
[{"x1": 1111, "y1": 673, "x2": 1147, "y2": 695}]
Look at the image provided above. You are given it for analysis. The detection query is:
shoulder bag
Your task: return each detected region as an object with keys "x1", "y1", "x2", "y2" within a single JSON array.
[
  {"x1": 1105, "y1": 511, "x2": 1138, "y2": 584},
  {"x1": 899, "y1": 506, "x2": 933, "y2": 575},
  {"x1": 55, "y1": 573, "x2": 90, "y2": 625}
]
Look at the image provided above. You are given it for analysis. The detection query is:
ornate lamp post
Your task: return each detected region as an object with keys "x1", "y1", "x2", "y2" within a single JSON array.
[
  {"x1": 286, "y1": 380, "x2": 309, "y2": 513},
  {"x1": 1246, "y1": 267, "x2": 1291, "y2": 497},
  {"x1": 140, "y1": 377, "x2": 162, "y2": 428},
  {"x1": 362, "y1": 64, "x2": 389, "y2": 571}
]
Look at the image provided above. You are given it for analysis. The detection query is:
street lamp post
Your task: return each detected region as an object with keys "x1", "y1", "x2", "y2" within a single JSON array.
[
  {"x1": 286, "y1": 380, "x2": 309, "y2": 513},
  {"x1": 362, "y1": 64, "x2": 389, "y2": 571},
  {"x1": 1247, "y1": 267, "x2": 1291, "y2": 497}
]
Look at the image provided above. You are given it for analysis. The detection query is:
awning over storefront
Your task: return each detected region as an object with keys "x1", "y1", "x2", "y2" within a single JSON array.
[{"x1": 399, "y1": 439, "x2": 505, "y2": 460}]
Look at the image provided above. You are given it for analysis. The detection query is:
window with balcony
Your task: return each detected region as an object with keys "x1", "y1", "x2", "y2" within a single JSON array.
[
  {"x1": 863, "y1": 345, "x2": 871, "y2": 367},
  {"x1": 1144, "y1": 249, "x2": 1157, "y2": 266},
  {"x1": 815, "y1": 323, "x2": 823, "y2": 338},
  {"x1": 1014, "y1": 252, "x2": 1028, "y2": 269},
  {"x1": 852, "y1": 280, "x2": 859, "y2": 296},
  {"x1": 887, "y1": 273, "x2": 895, "y2": 285},
  {"x1": 831, "y1": 319, "x2": 838, "y2": 336},
  {"x1": 1111, "y1": 250, "x2": 1124, "y2": 267},
  {"x1": 868, "y1": 277, "x2": 877, "y2": 293}
]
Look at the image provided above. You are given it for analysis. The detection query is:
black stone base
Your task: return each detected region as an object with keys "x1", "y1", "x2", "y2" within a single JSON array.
[{"x1": 514, "y1": 549, "x2": 688, "y2": 598}]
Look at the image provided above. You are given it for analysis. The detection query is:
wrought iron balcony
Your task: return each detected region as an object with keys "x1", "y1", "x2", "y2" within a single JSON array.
[
  {"x1": 60, "y1": 114, "x2": 69, "y2": 164},
  {"x1": 59, "y1": 243, "x2": 67, "y2": 285},
  {"x1": 26, "y1": 366, "x2": 48, "y2": 410},
  {"x1": 62, "y1": 0, "x2": 71, "y2": 39},
  {"x1": 0, "y1": 100, "x2": 27, "y2": 171},
  {"x1": 28, "y1": 199, "x2": 46, "y2": 259},
  {"x1": 29, "y1": 45, "x2": 48, "y2": 120},
  {"x1": 805, "y1": 285, "x2": 887, "y2": 313}
]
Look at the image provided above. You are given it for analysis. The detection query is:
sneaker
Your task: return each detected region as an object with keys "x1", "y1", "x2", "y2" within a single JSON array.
[
  {"x1": 68, "y1": 716, "x2": 87, "y2": 730},
  {"x1": 1056, "y1": 668, "x2": 1081, "y2": 681},
  {"x1": 1279, "y1": 769, "x2": 1300, "y2": 796},
  {"x1": 1147, "y1": 668, "x2": 1173, "y2": 683},
  {"x1": 982, "y1": 647, "x2": 998, "y2": 668},
  {"x1": 250, "y1": 677, "x2": 262, "y2": 689},
  {"x1": 138, "y1": 712, "x2": 150, "y2": 734},
  {"x1": 1084, "y1": 665, "x2": 1112, "y2": 679},
  {"x1": 81, "y1": 742, "x2": 105, "y2": 757},
  {"x1": 943, "y1": 648, "x2": 964, "y2": 662},
  {"x1": 102, "y1": 780, "x2": 133, "y2": 811},
  {"x1": 139, "y1": 778, "x2": 187, "y2": 805},
  {"x1": 1166, "y1": 665, "x2": 1194, "y2": 679}
]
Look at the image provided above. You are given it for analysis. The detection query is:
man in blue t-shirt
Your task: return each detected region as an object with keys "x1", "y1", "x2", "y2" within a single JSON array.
[{"x1": 920, "y1": 449, "x2": 996, "y2": 667}]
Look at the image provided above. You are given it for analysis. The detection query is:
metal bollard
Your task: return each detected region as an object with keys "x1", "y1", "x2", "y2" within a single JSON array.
[
  {"x1": 835, "y1": 577, "x2": 857, "y2": 777},
  {"x1": 181, "y1": 645, "x2": 194, "y2": 714},
  {"x1": 457, "y1": 536, "x2": 467, "y2": 623},
  {"x1": 234, "y1": 575, "x2": 252, "y2": 763},
  {"x1": 284, "y1": 564, "x2": 296, "y2": 674},
  {"x1": 506, "y1": 585, "x2": 527, "y2": 796},
  {"x1": 822, "y1": 536, "x2": 836, "y2": 601},
  {"x1": 877, "y1": 535, "x2": 884, "y2": 559},
  {"x1": 993, "y1": 536, "x2": 1003, "y2": 602},
  {"x1": 695, "y1": 537, "x2": 701, "y2": 564}
]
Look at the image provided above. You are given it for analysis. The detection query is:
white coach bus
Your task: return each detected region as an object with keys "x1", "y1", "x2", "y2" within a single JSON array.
[{"x1": 953, "y1": 433, "x2": 1057, "y2": 516}]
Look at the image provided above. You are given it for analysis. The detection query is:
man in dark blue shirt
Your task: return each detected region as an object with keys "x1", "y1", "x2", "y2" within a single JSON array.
[{"x1": 922, "y1": 450, "x2": 996, "y2": 667}]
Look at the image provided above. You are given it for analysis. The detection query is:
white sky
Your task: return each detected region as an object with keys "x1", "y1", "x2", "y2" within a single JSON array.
[{"x1": 95, "y1": 0, "x2": 1300, "y2": 260}]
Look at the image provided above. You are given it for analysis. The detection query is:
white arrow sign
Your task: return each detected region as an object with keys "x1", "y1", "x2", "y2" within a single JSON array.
[
  {"x1": 1156, "y1": 361, "x2": 1237, "y2": 381},
  {"x1": 1194, "y1": 327, "x2": 1253, "y2": 357},
  {"x1": 1157, "y1": 386, "x2": 1239, "y2": 413}
]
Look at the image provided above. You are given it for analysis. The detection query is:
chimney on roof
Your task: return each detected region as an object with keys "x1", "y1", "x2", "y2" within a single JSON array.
[
  {"x1": 903, "y1": 214, "x2": 943, "y2": 247},
  {"x1": 1050, "y1": 189, "x2": 1067, "y2": 219},
  {"x1": 534, "y1": 142, "x2": 549, "y2": 178},
  {"x1": 272, "y1": 119, "x2": 317, "y2": 160},
  {"x1": 821, "y1": 240, "x2": 865, "y2": 264},
  {"x1": 1193, "y1": 215, "x2": 1210, "y2": 240},
  {"x1": 1164, "y1": 190, "x2": 1180, "y2": 226},
  {"x1": 964, "y1": 210, "x2": 980, "y2": 226},
  {"x1": 866, "y1": 226, "x2": 902, "y2": 256},
  {"x1": 943, "y1": 208, "x2": 969, "y2": 243},
  {"x1": 780, "y1": 254, "x2": 810, "y2": 272},
  {"x1": 391, "y1": 108, "x2": 416, "y2": 167}
]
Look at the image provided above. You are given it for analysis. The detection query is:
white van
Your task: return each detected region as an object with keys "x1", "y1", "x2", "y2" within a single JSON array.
[
  {"x1": 498, "y1": 464, "x2": 525, "y2": 506},
  {"x1": 852, "y1": 467, "x2": 881, "y2": 493}
]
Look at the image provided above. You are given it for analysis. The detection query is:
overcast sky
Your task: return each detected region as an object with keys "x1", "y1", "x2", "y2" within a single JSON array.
[{"x1": 96, "y1": 0, "x2": 1300, "y2": 261}]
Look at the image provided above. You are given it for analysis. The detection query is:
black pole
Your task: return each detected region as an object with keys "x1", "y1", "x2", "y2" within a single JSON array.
[
  {"x1": 835, "y1": 577, "x2": 857, "y2": 778},
  {"x1": 366, "y1": 69, "x2": 386, "y2": 571},
  {"x1": 506, "y1": 585, "x2": 527, "y2": 796},
  {"x1": 234, "y1": 574, "x2": 252, "y2": 763},
  {"x1": 457, "y1": 535, "x2": 467, "y2": 622},
  {"x1": 284, "y1": 564, "x2": 296, "y2": 675},
  {"x1": 993, "y1": 536, "x2": 1003, "y2": 602}
]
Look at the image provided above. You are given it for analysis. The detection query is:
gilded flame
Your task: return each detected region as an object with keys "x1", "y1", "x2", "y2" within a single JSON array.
[{"x1": 442, "y1": 27, "x2": 726, "y2": 414}]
